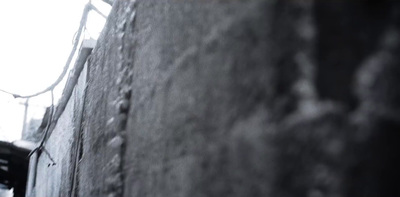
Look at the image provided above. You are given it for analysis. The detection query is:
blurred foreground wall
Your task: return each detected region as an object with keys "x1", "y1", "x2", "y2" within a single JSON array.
[{"x1": 30, "y1": 0, "x2": 400, "y2": 196}]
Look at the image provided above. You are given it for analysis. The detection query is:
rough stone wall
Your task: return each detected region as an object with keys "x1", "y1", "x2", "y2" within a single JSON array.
[{"x1": 31, "y1": 0, "x2": 400, "y2": 197}]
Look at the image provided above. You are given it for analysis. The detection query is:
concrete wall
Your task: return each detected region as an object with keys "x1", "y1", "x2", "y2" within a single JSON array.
[
  {"x1": 29, "y1": 66, "x2": 87, "y2": 197},
  {"x1": 30, "y1": 0, "x2": 400, "y2": 197}
]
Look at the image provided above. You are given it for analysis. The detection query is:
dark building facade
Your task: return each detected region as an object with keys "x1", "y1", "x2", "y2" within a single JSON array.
[{"x1": 21, "y1": 0, "x2": 400, "y2": 197}]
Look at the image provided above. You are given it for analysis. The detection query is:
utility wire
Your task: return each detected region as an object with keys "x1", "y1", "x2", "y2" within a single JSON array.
[
  {"x1": 0, "y1": 3, "x2": 91, "y2": 99},
  {"x1": 18, "y1": 1, "x2": 110, "y2": 163},
  {"x1": 41, "y1": 94, "x2": 56, "y2": 166},
  {"x1": 90, "y1": 4, "x2": 107, "y2": 18},
  {"x1": 25, "y1": 3, "x2": 92, "y2": 161},
  {"x1": 39, "y1": 91, "x2": 54, "y2": 148},
  {"x1": 28, "y1": 90, "x2": 56, "y2": 165},
  {"x1": 26, "y1": 1, "x2": 105, "y2": 163},
  {"x1": 0, "y1": 2, "x2": 107, "y2": 99}
]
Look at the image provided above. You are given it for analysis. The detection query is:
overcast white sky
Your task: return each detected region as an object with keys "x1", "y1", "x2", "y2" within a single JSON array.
[{"x1": 0, "y1": 0, "x2": 110, "y2": 141}]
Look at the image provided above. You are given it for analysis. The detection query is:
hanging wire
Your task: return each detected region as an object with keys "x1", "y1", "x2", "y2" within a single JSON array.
[
  {"x1": 0, "y1": 3, "x2": 91, "y2": 99},
  {"x1": 0, "y1": 1, "x2": 108, "y2": 100},
  {"x1": 28, "y1": 90, "x2": 56, "y2": 166},
  {"x1": 39, "y1": 90, "x2": 54, "y2": 148},
  {"x1": 28, "y1": 90, "x2": 55, "y2": 164},
  {"x1": 25, "y1": 0, "x2": 107, "y2": 163},
  {"x1": 10, "y1": 0, "x2": 111, "y2": 163},
  {"x1": 90, "y1": 3, "x2": 107, "y2": 18}
]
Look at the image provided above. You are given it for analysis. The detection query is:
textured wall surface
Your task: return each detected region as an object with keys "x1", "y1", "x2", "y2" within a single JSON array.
[
  {"x1": 31, "y1": 0, "x2": 400, "y2": 197},
  {"x1": 32, "y1": 66, "x2": 87, "y2": 197}
]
